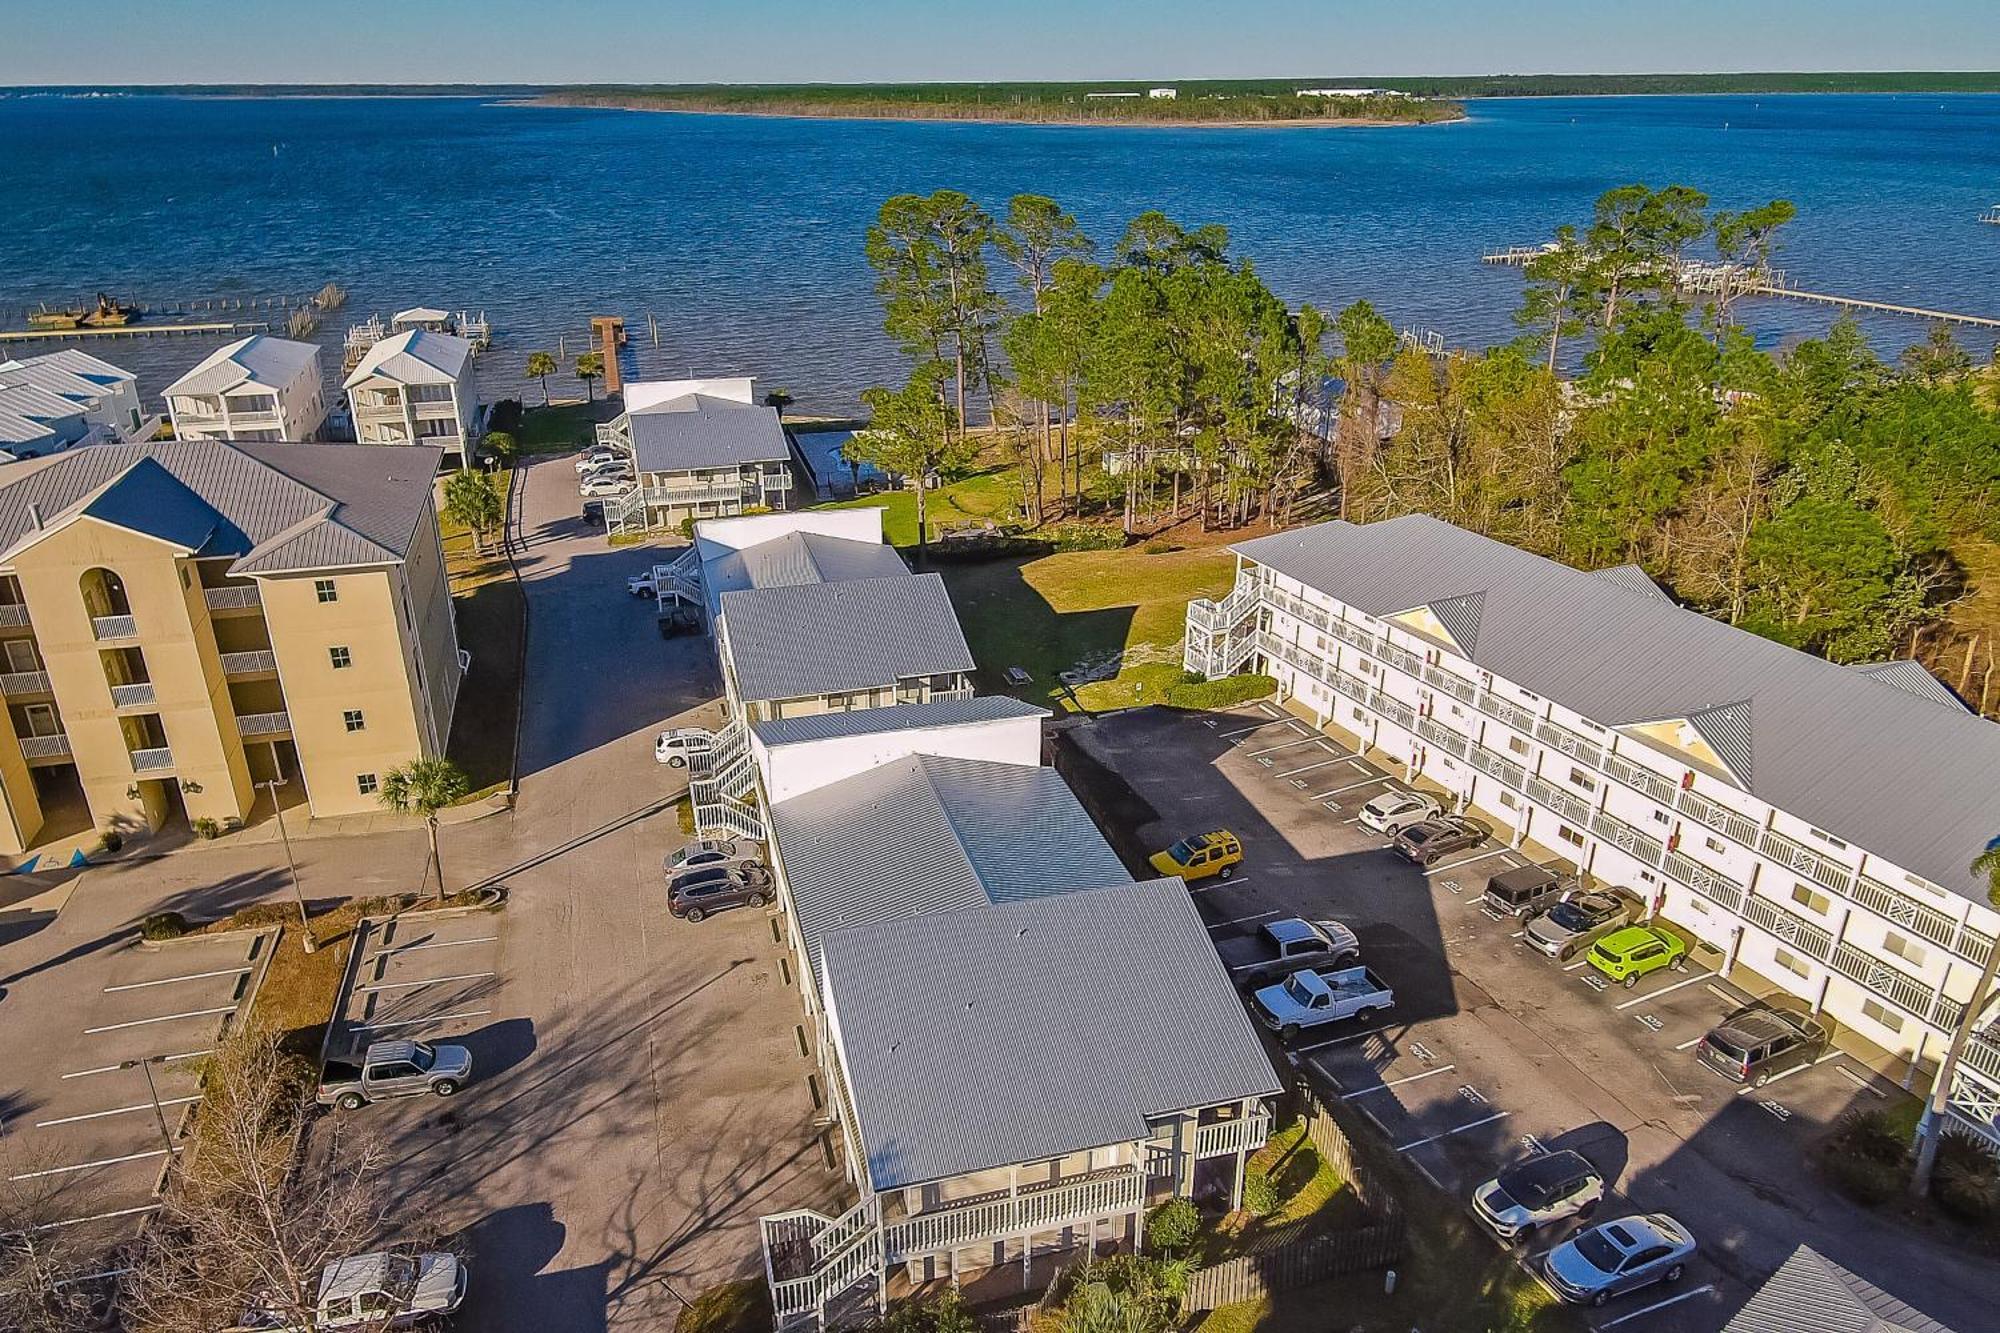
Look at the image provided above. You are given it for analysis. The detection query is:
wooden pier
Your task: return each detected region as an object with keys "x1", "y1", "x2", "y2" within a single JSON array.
[{"x1": 0, "y1": 320, "x2": 270, "y2": 345}]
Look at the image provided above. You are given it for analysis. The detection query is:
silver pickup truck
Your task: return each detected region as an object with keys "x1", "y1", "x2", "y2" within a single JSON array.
[
  {"x1": 1214, "y1": 917, "x2": 1361, "y2": 990},
  {"x1": 230, "y1": 1251, "x2": 467, "y2": 1330},
  {"x1": 317, "y1": 1039, "x2": 472, "y2": 1111}
]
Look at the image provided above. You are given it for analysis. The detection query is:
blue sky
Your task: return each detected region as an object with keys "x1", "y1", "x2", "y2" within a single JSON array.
[{"x1": 4, "y1": 1, "x2": 1998, "y2": 85}]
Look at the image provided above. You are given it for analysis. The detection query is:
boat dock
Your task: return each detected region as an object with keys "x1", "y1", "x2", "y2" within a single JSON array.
[
  {"x1": 1481, "y1": 248, "x2": 2000, "y2": 330},
  {"x1": 0, "y1": 320, "x2": 271, "y2": 344}
]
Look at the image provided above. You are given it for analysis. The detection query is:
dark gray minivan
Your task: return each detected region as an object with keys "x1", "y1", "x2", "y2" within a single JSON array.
[{"x1": 1482, "y1": 865, "x2": 1576, "y2": 919}]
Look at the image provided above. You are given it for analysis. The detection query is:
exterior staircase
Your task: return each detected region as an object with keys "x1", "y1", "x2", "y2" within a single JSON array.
[
  {"x1": 689, "y1": 716, "x2": 764, "y2": 841},
  {"x1": 1183, "y1": 573, "x2": 1261, "y2": 678},
  {"x1": 761, "y1": 1196, "x2": 884, "y2": 1331},
  {"x1": 658, "y1": 545, "x2": 703, "y2": 607}
]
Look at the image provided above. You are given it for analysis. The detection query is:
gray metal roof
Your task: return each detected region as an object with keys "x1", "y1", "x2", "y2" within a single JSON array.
[
  {"x1": 1234, "y1": 514, "x2": 2000, "y2": 904},
  {"x1": 625, "y1": 393, "x2": 791, "y2": 473},
  {"x1": 0, "y1": 349, "x2": 135, "y2": 450},
  {"x1": 1849, "y1": 660, "x2": 1968, "y2": 712},
  {"x1": 701, "y1": 529, "x2": 909, "y2": 620},
  {"x1": 163, "y1": 334, "x2": 319, "y2": 396},
  {"x1": 0, "y1": 440, "x2": 439, "y2": 576},
  {"x1": 1722, "y1": 1244, "x2": 1956, "y2": 1333},
  {"x1": 343, "y1": 329, "x2": 470, "y2": 388},
  {"x1": 753, "y1": 695, "x2": 1046, "y2": 748},
  {"x1": 719, "y1": 572, "x2": 974, "y2": 702},
  {"x1": 768, "y1": 752, "x2": 1132, "y2": 983},
  {"x1": 1591, "y1": 563, "x2": 1675, "y2": 601},
  {"x1": 820, "y1": 878, "x2": 1283, "y2": 1191}
]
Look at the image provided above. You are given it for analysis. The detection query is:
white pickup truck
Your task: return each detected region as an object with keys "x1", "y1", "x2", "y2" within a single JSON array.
[{"x1": 1251, "y1": 965, "x2": 1394, "y2": 1040}]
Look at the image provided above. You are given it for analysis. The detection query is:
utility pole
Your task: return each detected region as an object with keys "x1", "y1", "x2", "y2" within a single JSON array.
[{"x1": 256, "y1": 769, "x2": 314, "y2": 954}]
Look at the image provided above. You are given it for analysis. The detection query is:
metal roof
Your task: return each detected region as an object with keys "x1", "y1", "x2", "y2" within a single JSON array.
[
  {"x1": 0, "y1": 440, "x2": 439, "y2": 576},
  {"x1": 768, "y1": 751, "x2": 1132, "y2": 984},
  {"x1": 719, "y1": 572, "x2": 974, "y2": 702},
  {"x1": 820, "y1": 878, "x2": 1283, "y2": 1192},
  {"x1": 0, "y1": 349, "x2": 136, "y2": 449},
  {"x1": 753, "y1": 695, "x2": 1046, "y2": 748},
  {"x1": 624, "y1": 392, "x2": 790, "y2": 473},
  {"x1": 1234, "y1": 514, "x2": 2000, "y2": 904},
  {"x1": 1848, "y1": 660, "x2": 1968, "y2": 712},
  {"x1": 1722, "y1": 1244, "x2": 1956, "y2": 1333},
  {"x1": 163, "y1": 334, "x2": 319, "y2": 397},
  {"x1": 343, "y1": 329, "x2": 470, "y2": 388},
  {"x1": 1591, "y1": 562, "x2": 1675, "y2": 602},
  {"x1": 701, "y1": 528, "x2": 909, "y2": 620}
]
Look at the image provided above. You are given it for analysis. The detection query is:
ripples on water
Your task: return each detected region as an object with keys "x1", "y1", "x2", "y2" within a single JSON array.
[{"x1": 3, "y1": 93, "x2": 1997, "y2": 415}]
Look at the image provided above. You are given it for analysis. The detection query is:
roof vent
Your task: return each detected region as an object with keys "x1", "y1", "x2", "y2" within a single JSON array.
[
  {"x1": 1017, "y1": 927, "x2": 1029, "y2": 938},
  {"x1": 27, "y1": 502, "x2": 42, "y2": 531}
]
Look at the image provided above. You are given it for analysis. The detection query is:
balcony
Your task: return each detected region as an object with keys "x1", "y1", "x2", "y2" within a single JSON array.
[
  {"x1": 1421, "y1": 663, "x2": 1478, "y2": 705},
  {"x1": 0, "y1": 670, "x2": 51, "y2": 698},
  {"x1": 129, "y1": 746, "x2": 174, "y2": 773},
  {"x1": 1590, "y1": 808, "x2": 1666, "y2": 869},
  {"x1": 1675, "y1": 787, "x2": 1762, "y2": 847},
  {"x1": 1848, "y1": 874, "x2": 1959, "y2": 952},
  {"x1": 1601, "y1": 752, "x2": 1679, "y2": 806},
  {"x1": 1369, "y1": 688, "x2": 1416, "y2": 730},
  {"x1": 19, "y1": 733, "x2": 71, "y2": 761},
  {"x1": 109, "y1": 682, "x2": 157, "y2": 710},
  {"x1": 0, "y1": 604, "x2": 30, "y2": 628},
  {"x1": 1524, "y1": 774, "x2": 1594, "y2": 827},
  {"x1": 1191, "y1": 1111, "x2": 1273, "y2": 1159},
  {"x1": 881, "y1": 1165, "x2": 1145, "y2": 1264},
  {"x1": 1741, "y1": 893, "x2": 1834, "y2": 961},
  {"x1": 1476, "y1": 690, "x2": 1538, "y2": 735},
  {"x1": 1534, "y1": 718, "x2": 1605, "y2": 768},
  {"x1": 91, "y1": 614, "x2": 137, "y2": 641},
  {"x1": 1662, "y1": 850, "x2": 1746, "y2": 912},
  {"x1": 1758, "y1": 829, "x2": 1856, "y2": 893},
  {"x1": 1466, "y1": 743, "x2": 1527, "y2": 792},
  {"x1": 236, "y1": 711, "x2": 291, "y2": 738},
  {"x1": 203, "y1": 584, "x2": 262, "y2": 612},
  {"x1": 1416, "y1": 715, "x2": 1471, "y2": 759},
  {"x1": 221, "y1": 650, "x2": 278, "y2": 676},
  {"x1": 1828, "y1": 941, "x2": 1938, "y2": 1020}
]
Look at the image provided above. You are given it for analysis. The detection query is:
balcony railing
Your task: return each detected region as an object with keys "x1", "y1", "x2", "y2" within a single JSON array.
[
  {"x1": 1741, "y1": 893, "x2": 1834, "y2": 961},
  {"x1": 129, "y1": 746, "x2": 174, "y2": 773},
  {"x1": 1416, "y1": 715, "x2": 1471, "y2": 759},
  {"x1": 1422, "y1": 663, "x2": 1478, "y2": 705},
  {"x1": 1590, "y1": 808, "x2": 1666, "y2": 869},
  {"x1": 1675, "y1": 787, "x2": 1761, "y2": 847},
  {"x1": 109, "y1": 682, "x2": 157, "y2": 709},
  {"x1": 18, "y1": 733, "x2": 70, "y2": 760},
  {"x1": 1375, "y1": 639, "x2": 1423, "y2": 676},
  {"x1": 1535, "y1": 718, "x2": 1606, "y2": 768},
  {"x1": 0, "y1": 604, "x2": 30, "y2": 628},
  {"x1": 1524, "y1": 774, "x2": 1594, "y2": 827},
  {"x1": 1191, "y1": 1111, "x2": 1273, "y2": 1159},
  {"x1": 1828, "y1": 941, "x2": 1938, "y2": 1019},
  {"x1": 1601, "y1": 752, "x2": 1679, "y2": 806},
  {"x1": 1758, "y1": 829, "x2": 1856, "y2": 894},
  {"x1": 204, "y1": 585, "x2": 262, "y2": 611},
  {"x1": 1369, "y1": 688, "x2": 1416, "y2": 730},
  {"x1": 220, "y1": 650, "x2": 278, "y2": 676},
  {"x1": 236, "y1": 711, "x2": 291, "y2": 738},
  {"x1": 881, "y1": 1166, "x2": 1145, "y2": 1263},
  {"x1": 1476, "y1": 690, "x2": 1538, "y2": 734},
  {"x1": 1848, "y1": 874, "x2": 1959, "y2": 952},
  {"x1": 0, "y1": 670, "x2": 50, "y2": 697},
  {"x1": 91, "y1": 614, "x2": 137, "y2": 640},
  {"x1": 1662, "y1": 850, "x2": 1746, "y2": 912},
  {"x1": 1466, "y1": 743, "x2": 1527, "y2": 792}
]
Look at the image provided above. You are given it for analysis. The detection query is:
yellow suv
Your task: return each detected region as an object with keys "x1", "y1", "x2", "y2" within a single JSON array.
[{"x1": 1150, "y1": 831, "x2": 1243, "y2": 882}]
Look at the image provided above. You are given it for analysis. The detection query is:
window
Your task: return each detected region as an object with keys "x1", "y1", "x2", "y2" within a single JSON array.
[
  {"x1": 1773, "y1": 946, "x2": 1810, "y2": 979},
  {"x1": 329, "y1": 646, "x2": 352, "y2": 670},
  {"x1": 1349, "y1": 707, "x2": 1365, "y2": 723},
  {"x1": 1508, "y1": 735, "x2": 1529, "y2": 757},
  {"x1": 1883, "y1": 932, "x2": 1927, "y2": 968},
  {"x1": 1790, "y1": 883, "x2": 1831, "y2": 915},
  {"x1": 1651, "y1": 809, "x2": 1671, "y2": 826},
  {"x1": 343, "y1": 709, "x2": 365, "y2": 733},
  {"x1": 1639, "y1": 869, "x2": 1658, "y2": 885},
  {"x1": 356, "y1": 773, "x2": 378, "y2": 796},
  {"x1": 1704, "y1": 835, "x2": 1725, "y2": 854},
  {"x1": 1859, "y1": 998, "x2": 1904, "y2": 1034},
  {"x1": 1567, "y1": 767, "x2": 1596, "y2": 793},
  {"x1": 1499, "y1": 791, "x2": 1518, "y2": 810},
  {"x1": 1806, "y1": 827, "x2": 1849, "y2": 851},
  {"x1": 314, "y1": 578, "x2": 338, "y2": 604},
  {"x1": 1558, "y1": 825, "x2": 1585, "y2": 849}
]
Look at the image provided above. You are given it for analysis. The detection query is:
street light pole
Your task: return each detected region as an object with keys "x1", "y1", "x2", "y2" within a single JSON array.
[
  {"x1": 256, "y1": 771, "x2": 314, "y2": 954},
  {"x1": 120, "y1": 1056, "x2": 176, "y2": 1163}
]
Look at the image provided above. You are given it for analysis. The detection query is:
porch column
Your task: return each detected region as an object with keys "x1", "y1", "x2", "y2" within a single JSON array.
[
  {"x1": 1013, "y1": 1166, "x2": 1028, "y2": 1288},
  {"x1": 1230, "y1": 1097, "x2": 1252, "y2": 1211}
]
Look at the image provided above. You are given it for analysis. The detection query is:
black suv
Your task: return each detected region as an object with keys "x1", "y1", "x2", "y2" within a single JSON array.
[
  {"x1": 1696, "y1": 1000, "x2": 1828, "y2": 1086},
  {"x1": 667, "y1": 862, "x2": 773, "y2": 922}
]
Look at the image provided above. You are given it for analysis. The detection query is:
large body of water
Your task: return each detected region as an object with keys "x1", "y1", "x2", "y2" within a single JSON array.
[{"x1": 4, "y1": 92, "x2": 1998, "y2": 414}]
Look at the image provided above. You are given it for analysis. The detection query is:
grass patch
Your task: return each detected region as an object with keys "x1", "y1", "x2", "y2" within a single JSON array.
[
  {"x1": 937, "y1": 545, "x2": 1235, "y2": 712},
  {"x1": 674, "y1": 1278, "x2": 771, "y2": 1333},
  {"x1": 812, "y1": 463, "x2": 1023, "y2": 547},
  {"x1": 441, "y1": 469, "x2": 523, "y2": 796},
  {"x1": 516, "y1": 399, "x2": 620, "y2": 455}
]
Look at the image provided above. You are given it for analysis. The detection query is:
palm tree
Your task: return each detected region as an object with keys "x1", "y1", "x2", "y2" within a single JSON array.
[
  {"x1": 377, "y1": 758, "x2": 471, "y2": 903},
  {"x1": 575, "y1": 352, "x2": 604, "y2": 403},
  {"x1": 525, "y1": 351, "x2": 557, "y2": 407},
  {"x1": 1911, "y1": 832, "x2": 2000, "y2": 1196}
]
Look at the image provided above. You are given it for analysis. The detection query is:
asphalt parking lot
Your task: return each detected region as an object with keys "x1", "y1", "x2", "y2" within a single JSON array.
[
  {"x1": 1077, "y1": 699, "x2": 1991, "y2": 1333},
  {"x1": 0, "y1": 928, "x2": 273, "y2": 1249}
]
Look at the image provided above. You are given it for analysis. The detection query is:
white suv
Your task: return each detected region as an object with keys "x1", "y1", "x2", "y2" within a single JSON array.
[
  {"x1": 655, "y1": 727, "x2": 714, "y2": 767},
  {"x1": 1357, "y1": 790, "x2": 1442, "y2": 835}
]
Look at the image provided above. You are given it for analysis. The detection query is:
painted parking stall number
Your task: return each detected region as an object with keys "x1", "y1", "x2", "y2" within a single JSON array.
[
  {"x1": 1442, "y1": 879, "x2": 1464, "y2": 895},
  {"x1": 1636, "y1": 1013, "x2": 1664, "y2": 1032},
  {"x1": 1760, "y1": 1100, "x2": 1792, "y2": 1122},
  {"x1": 1457, "y1": 1085, "x2": 1488, "y2": 1105},
  {"x1": 1582, "y1": 973, "x2": 1610, "y2": 993},
  {"x1": 1411, "y1": 1042, "x2": 1438, "y2": 1064}
]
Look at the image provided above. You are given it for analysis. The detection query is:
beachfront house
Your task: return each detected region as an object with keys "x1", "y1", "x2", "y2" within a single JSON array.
[
  {"x1": 163, "y1": 335, "x2": 327, "y2": 443},
  {"x1": 1185, "y1": 512, "x2": 2000, "y2": 1150},
  {"x1": 0, "y1": 349, "x2": 151, "y2": 462},
  {"x1": 342, "y1": 329, "x2": 480, "y2": 467},
  {"x1": 596, "y1": 377, "x2": 797, "y2": 535}
]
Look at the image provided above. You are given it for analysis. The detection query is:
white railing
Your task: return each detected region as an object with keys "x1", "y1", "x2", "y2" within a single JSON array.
[
  {"x1": 0, "y1": 670, "x2": 50, "y2": 697},
  {"x1": 129, "y1": 746, "x2": 174, "y2": 772},
  {"x1": 1422, "y1": 663, "x2": 1478, "y2": 704},
  {"x1": 110, "y1": 682, "x2": 157, "y2": 709},
  {"x1": 1662, "y1": 850, "x2": 1745, "y2": 911},
  {"x1": 769, "y1": 1225, "x2": 883, "y2": 1323},
  {"x1": 1192, "y1": 1112, "x2": 1272, "y2": 1159},
  {"x1": 1741, "y1": 894, "x2": 1834, "y2": 961},
  {"x1": 1601, "y1": 752, "x2": 1679, "y2": 806},
  {"x1": 1476, "y1": 690, "x2": 1537, "y2": 734},
  {"x1": 1535, "y1": 718, "x2": 1605, "y2": 768},
  {"x1": 236, "y1": 711, "x2": 291, "y2": 738},
  {"x1": 882, "y1": 1166, "x2": 1145, "y2": 1262},
  {"x1": 1758, "y1": 829, "x2": 1856, "y2": 893},
  {"x1": 1829, "y1": 942, "x2": 1938, "y2": 1020},
  {"x1": 1466, "y1": 743, "x2": 1527, "y2": 792},
  {"x1": 0, "y1": 604, "x2": 31, "y2": 627},
  {"x1": 1848, "y1": 874, "x2": 1959, "y2": 952},
  {"x1": 18, "y1": 733, "x2": 70, "y2": 760},
  {"x1": 204, "y1": 584, "x2": 262, "y2": 611},
  {"x1": 1675, "y1": 787, "x2": 1761, "y2": 847},
  {"x1": 1524, "y1": 775, "x2": 1593, "y2": 827},
  {"x1": 220, "y1": 650, "x2": 278, "y2": 675},
  {"x1": 1416, "y1": 716, "x2": 1470, "y2": 759},
  {"x1": 91, "y1": 614, "x2": 137, "y2": 640}
]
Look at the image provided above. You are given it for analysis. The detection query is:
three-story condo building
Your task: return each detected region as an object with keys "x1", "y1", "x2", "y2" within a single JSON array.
[
  {"x1": 1186, "y1": 513, "x2": 2000, "y2": 1147},
  {"x1": 597, "y1": 378, "x2": 797, "y2": 535},
  {"x1": 0, "y1": 349, "x2": 152, "y2": 461},
  {"x1": 341, "y1": 330, "x2": 480, "y2": 467},
  {"x1": 0, "y1": 440, "x2": 462, "y2": 855},
  {"x1": 163, "y1": 335, "x2": 327, "y2": 443}
]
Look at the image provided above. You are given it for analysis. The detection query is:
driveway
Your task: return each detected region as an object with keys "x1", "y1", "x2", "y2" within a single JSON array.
[{"x1": 1075, "y1": 701, "x2": 1994, "y2": 1333}]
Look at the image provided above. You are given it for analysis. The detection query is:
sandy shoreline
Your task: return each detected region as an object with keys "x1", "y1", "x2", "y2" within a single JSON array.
[{"x1": 515, "y1": 95, "x2": 1460, "y2": 130}]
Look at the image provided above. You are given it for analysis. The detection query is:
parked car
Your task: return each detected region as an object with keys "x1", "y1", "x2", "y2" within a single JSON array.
[
  {"x1": 655, "y1": 726, "x2": 714, "y2": 767},
  {"x1": 1480, "y1": 864, "x2": 1578, "y2": 920},
  {"x1": 667, "y1": 838, "x2": 743, "y2": 873},
  {"x1": 1695, "y1": 1000, "x2": 1829, "y2": 1086},
  {"x1": 627, "y1": 571, "x2": 658, "y2": 597},
  {"x1": 576, "y1": 447, "x2": 624, "y2": 472},
  {"x1": 1215, "y1": 917, "x2": 1360, "y2": 989},
  {"x1": 317, "y1": 1040, "x2": 472, "y2": 1111},
  {"x1": 1471, "y1": 1149, "x2": 1604, "y2": 1244},
  {"x1": 1524, "y1": 888, "x2": 1643, "y2": 961},
  {"x1": 1357, "y1": 790, "x2": 1442, "y2": 836},
  {"x1": 1148, "y1": 829, "x2": 1243, "y2": 882},
  {"x1": 668, "y1": 862, "x2": 773, "y2": 921},
  {"x1": 579, "y1": 474, "x2": 635, "y2": 497},
  {"x1": 1251, "y1": 965, "x2": 1393, "y2": 1040},
  {"x1": 1542, "y1": 1213, "x2": 1696, "y2": 1307},
  {"x1": 232, "y1": 1251, "x2": 468, "y2": 1330},
  {"x1": 1391, "y1": 815, "x2": 1491, "y2": 866},
  {"x1": 1587, "y1": 925, "x2": 1688, "y2": 989}
]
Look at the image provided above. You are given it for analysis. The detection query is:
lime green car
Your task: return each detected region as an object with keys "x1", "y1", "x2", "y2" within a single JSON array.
[{"x1": 1587, "y1": 925, "x2": 1688, "y2": 989}]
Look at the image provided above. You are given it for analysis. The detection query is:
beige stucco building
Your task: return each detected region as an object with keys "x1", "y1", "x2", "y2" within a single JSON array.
[{"x1": 0, "y1": 440, "x2": 462, "y2": 857}]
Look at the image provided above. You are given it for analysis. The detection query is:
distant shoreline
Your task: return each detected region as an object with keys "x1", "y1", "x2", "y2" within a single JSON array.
[{"x1": 519, "y1": 93, "x2": 1463, "y2": 129}]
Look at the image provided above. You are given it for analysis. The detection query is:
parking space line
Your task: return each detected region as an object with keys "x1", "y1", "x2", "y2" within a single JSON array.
[
  {"x1": 352, "y1": 970, "x2": 495, "y2": 995},
  {"x1": 63, "y1": 1049, "x2": 209, "y2": 1079},
  {"x1": 3, "y1": 1204, "x2": 161, "y2": 1238},
  {"x1": 85, "y1": 1006, "x2": 235, "y2": 1033},
  {"x1": 1595, "y1": 1284, "x2": 1715, "y2": 1329},
  {"x1": 1407, "y1": 1155, "x2": 1447, "y2": 1190},
  {"x1": 1272, "y1": 757, "x2": 1348, "y2": 779},
  {"x1": 1295, "y1": 1026, "x2": 1392, "y2": 1053},
  {"x1": 10, "y1": 1148, "x2": 177, "y2": 1180},
  {"x1": 1397, "y1": 1110, "x2": 1509, "y2": 1152},
  {"x1": 1188, "y1": 877, "x2": 1249, "y2": 894},
  {"x1": 1343, "y1": 1065, "x2": 1457, "y2": 1099},
  {"x1": 1674, "y1": 1035, "x2": 1705, "y2": 1050},
  {"x1": 1243, "y1": 737, "x2": 1317, "y2": 758},
  {"x1": 1704, "y1": 984, "x2": 1739, "y2": 1005},
  {"x1": 103, "y1": 965, "x2": 250, "y2": 992},
  {"x1": 369, "y1": 935, "x2": 498, "y2": 960},
  {"x1": 1309, "y1": 775, "x2": 1382, "y2": 799},
  {"x1": 36, "y1": 1095, "x2": 201, "y2": 1128},
  {"x1": 1219, "y1": 721, "x2": 1278, "y2": 739},
  {"x1": 1613, "y1": 972, "x2": 1711, "y2": 1009},
  {"x1": 1561, "y1": 959, "x2": 1592, "y2": 971},
  {"x1": 1736, "y1": 1053, "x2": 1840, "y2": 1094},
  {"x1": 1425, "y1": 848, "x2": 1512, "y2": 878},
  {"x1": 1206, "y1": 911, "x2": 1280, "y2": 930},
  {"x1": 353, "y1": 1007, "x2": 492, "y2": 1032}
]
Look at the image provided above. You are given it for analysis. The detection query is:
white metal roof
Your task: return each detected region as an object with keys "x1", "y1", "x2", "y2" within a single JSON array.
[
  {"x1": 342, "y1": 329, "x2": 470, "y2": 388},
  {"x1": 163, "y1": 335, "x2": 319, "y2": 397}
]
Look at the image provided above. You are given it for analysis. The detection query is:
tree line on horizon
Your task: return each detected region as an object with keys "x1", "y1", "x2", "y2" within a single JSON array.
[{"x1": 848, "y1": 184, "x2": 2000, "y2": 694}]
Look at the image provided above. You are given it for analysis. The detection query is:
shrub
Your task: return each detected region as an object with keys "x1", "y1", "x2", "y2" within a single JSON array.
[
  {"x1": 487, "y1": 398, "x2": 524, "y2": 435},
  {"x1": 1165, "y1": 673, "x2": 1278, "y2": 711},
  {"x1": 191, "y1": 816, "x2": 221, "y2": 840},
  {"x1": 1829, "y1": 1107, "x2": 1909, "y2": 1166},
  {"x1": 1934, "y1": 1133, "x2": 2000, "y2": 1223},
  {"x1": 677, "y1": 515, "x2": 697, "y2": 540},
  {"x1": 1240, "y1": 1170, "x2": 1279, "y2": 1217},
  {"x1": 1144, "y1": 1197, "x2": 1199, "y2": 1255},
  {"x1": 97, "y1": 829, "x2": 123, "y2": 854},
  {"x1": 139, "y1": 911, "x2": 190, "y2": 941},
  {"x1": 1140, "y1": 540, "x2": 1182, "y2": 554},
  {"x1": 1048, "y1": 523, "x2": 1124, "y2": 553},
  {"x1": 1825, "y1": 1153, "x2": 1903, "y2": 1207}
]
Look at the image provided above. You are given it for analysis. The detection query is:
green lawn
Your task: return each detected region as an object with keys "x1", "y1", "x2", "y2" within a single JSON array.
[
  {"x1": 813, "y1": 465, "x2": 1024, "y2": 547},
  {"x1": 439, "y1": 471, "x2": 523, "y2": 798},
  {"x1": 515, "y1": 399, "x2": 621, "y2": 455}
]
